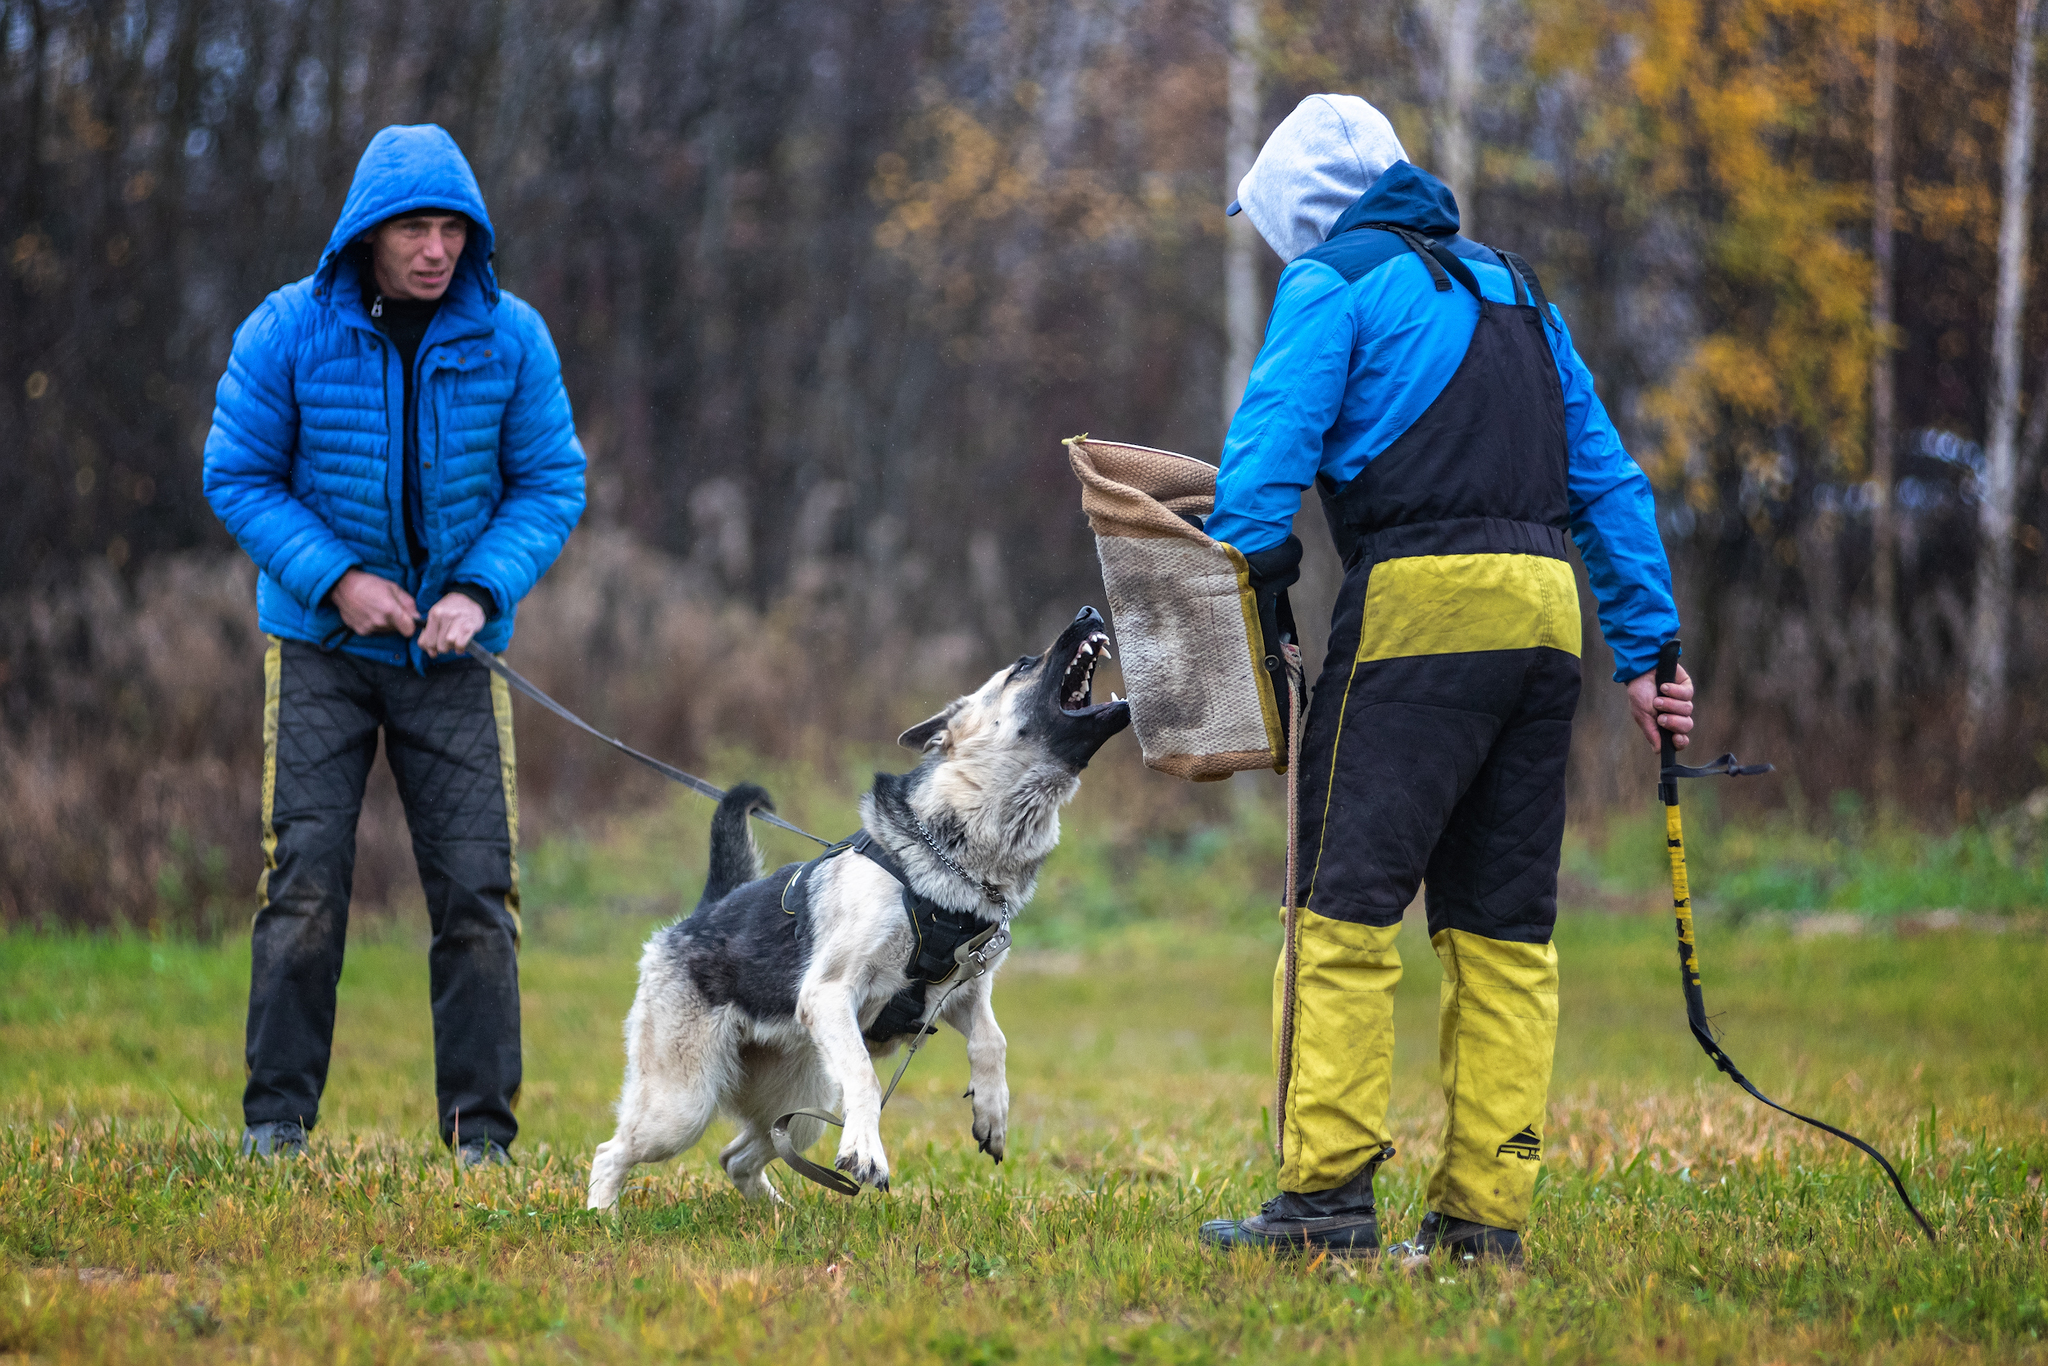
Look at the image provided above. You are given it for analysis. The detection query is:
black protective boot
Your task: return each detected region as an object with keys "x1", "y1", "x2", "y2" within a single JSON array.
[
  {"x1": 1386, "y1": 1211, "x2": 1524, "y2": 1267},
  {"x1": 1198, "y1": 1146, "x2": 1394, "y2": 1256}
]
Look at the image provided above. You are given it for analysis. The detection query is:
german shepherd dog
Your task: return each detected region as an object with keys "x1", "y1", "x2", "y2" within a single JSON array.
[{"x1": 585, "y1": 607, "x2": 1131, "y2": 1207}]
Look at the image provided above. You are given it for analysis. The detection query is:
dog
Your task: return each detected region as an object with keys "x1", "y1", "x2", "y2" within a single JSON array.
[{"x1": 585, "y1": 606, "x2": 1131, "y2": 1207}]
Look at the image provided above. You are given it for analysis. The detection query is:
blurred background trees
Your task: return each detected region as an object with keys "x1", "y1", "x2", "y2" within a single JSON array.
[{"x1": 5, "y1": 0, "x2": 2048, "y2": 928}]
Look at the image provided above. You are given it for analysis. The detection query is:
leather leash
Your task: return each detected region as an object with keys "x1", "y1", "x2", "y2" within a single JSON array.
[{"x1": 465, "y1": 641, "x2": 831, "y2": 847}]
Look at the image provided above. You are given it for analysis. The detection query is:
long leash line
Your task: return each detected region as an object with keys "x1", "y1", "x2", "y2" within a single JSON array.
[
  {"x1": 1655, "y1": 641, "x2": 1936, "y2": 1246},
  {"x1": 465, "y1": 641, "x2": 832, "y2": 847}
]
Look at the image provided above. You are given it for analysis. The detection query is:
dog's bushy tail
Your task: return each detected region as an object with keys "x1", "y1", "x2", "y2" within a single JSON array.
[{"x1": 702, "y1": 783, "x2": 774, "y2": 906}]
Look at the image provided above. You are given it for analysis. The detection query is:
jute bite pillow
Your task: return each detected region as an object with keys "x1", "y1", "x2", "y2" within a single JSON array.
[{"x1": 1065, "y1": 436, "x2": 1285, "y2": 780}]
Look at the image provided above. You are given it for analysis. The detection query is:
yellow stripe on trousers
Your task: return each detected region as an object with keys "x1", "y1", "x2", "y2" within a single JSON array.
[
  {"x1": 1355, "y1": 553, "x2": 1582, "y2": 662},
  {"x1": 257, "y1": 636, "x2": 282, "y2": 913},
  {"x1": 490, "y1": 671, "x2": 523, "y2": 948}
]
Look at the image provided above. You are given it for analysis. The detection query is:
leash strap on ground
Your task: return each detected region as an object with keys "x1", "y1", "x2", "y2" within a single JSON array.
[
  {"x1": 1655, "y1": 640, "x2": 1936, "y2": 1246},
  {"x1": 1274, "y1": 644, "x2": 1305, "y2": 1163},
  {"x1": 770, "y1": 920, "x2": 1011, "y2": 1196},
  {"x1": 465, "y1": 641, "x2": 831, "y2": 847}
]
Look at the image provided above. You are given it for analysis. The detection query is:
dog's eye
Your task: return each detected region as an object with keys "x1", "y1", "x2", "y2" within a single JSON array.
[{"x1": 1010, "y1": 655, "x2": 1039, "y2": 678}]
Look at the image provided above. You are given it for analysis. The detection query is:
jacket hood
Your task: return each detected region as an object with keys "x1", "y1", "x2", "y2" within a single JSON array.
[
  {"x1": 1326, "y1": 161, "x2": 1462, "y2": 240},
  {"x1": 1235, "y1": 95, "x2": 1408, "y2": 264},
  {"x1": 316, "y1": 124, "x2": 497, "y2": 304}
]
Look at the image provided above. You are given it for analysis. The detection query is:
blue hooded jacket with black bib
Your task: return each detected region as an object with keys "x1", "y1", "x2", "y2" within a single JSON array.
[{"x1": 202, "y1": 124, "x2": 585, "y2": 670}]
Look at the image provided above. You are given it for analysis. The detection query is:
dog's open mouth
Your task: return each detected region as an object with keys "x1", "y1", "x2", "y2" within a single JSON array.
[{"x1": 1059, "y1": 628, "x2": 1120, "y2": 715}]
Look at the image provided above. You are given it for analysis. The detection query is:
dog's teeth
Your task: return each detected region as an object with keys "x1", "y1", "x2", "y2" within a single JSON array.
[{"x1": 1111, "y1": 691, "x2": 1121, "y2": 702}]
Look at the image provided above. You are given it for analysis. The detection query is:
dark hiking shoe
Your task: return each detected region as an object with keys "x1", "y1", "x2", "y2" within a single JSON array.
[
  {"x1": 1199, "y1": 1146, "x2": 1394, "y2": 1257},
  {"x1": 240, "y1": 1120, "x2": 308, "y2": 1159},
  {"x1": 458, "y1": 1137, "x2": 511, "y2": 1168},
  {"x1": 1386, "y1": 1211, "x2": 1524, "y2": 1268}
]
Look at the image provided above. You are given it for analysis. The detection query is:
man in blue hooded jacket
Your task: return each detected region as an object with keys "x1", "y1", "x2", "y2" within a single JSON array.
[
  {"x1": 203, "y1": 125, "x2": 585, "y2": 1163},
  {"x1": 1195, "y1": 97, "x2": 1696, "y2": 1262}
]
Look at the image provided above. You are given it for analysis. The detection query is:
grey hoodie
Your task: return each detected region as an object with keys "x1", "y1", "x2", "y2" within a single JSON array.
[{"x1": 1233, "y1": 95, "x2": 1409, "y2": 264}]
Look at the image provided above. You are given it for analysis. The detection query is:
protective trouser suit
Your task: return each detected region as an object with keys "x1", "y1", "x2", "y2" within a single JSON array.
[
  {"x1": 1277, "y1": 237, "x2": 1575, "y2": 1232},
  {"x1": 243, "y1": 637, "x2": 524, "y2": 1148}
]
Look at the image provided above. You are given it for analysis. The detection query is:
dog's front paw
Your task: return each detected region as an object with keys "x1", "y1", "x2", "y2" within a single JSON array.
[
  {"x1": 970, "y1": 1087, "x2": 1009, "y2": 1164},
  {"x1": 834, "y1": 1133, "x2": 891, "y2": 1192}
]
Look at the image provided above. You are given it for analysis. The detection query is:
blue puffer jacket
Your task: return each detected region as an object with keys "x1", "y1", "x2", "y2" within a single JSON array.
[{"x1": 202, "y1": 124, "x2": 585, "y2": 670}]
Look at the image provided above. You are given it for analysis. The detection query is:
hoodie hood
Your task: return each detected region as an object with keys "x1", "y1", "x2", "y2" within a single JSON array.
[
  {"x1": 1235, "y1": 95, "x2": 1408, "y2": 264},
  {"x1": 1325, "y1": 161, "x2": 1461, "y2": 239},
  {"x1": 315, "y1": 124, "x2": 497, "y2": 305}
]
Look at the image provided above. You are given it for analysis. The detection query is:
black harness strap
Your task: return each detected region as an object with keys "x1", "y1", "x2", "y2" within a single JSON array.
[
  {"x1": 848, "y1": 830, "x2": 998, "y2": 1041},
  {"x1": 1349, "y1": 222, "x2": 1489, "y2": 310},
  {"x1": 1496, "y1": 249, "x2": 1549, "y2": 314},
  {"x1": 778, "y1": 829, "x2": 1002, "y2": 1043}
]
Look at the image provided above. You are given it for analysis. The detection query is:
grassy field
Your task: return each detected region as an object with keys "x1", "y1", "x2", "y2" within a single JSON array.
[{"x1": 3, "y1": 768, "x2": 2047, "y2": 1364}]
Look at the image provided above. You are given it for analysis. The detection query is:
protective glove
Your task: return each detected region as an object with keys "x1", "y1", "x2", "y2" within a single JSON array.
[{"x1": 1240, "y1": 534, "x2": 1303, "y2": 746}]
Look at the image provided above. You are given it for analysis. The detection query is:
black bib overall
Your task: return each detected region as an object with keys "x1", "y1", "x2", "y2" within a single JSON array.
[{"x1": 1274, "y1": 233, "x2": 1580, "y2": 1230}]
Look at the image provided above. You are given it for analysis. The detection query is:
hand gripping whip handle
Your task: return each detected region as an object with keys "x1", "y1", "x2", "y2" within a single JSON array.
[{"x1": 1654, "y1": 641, "x2": 1934, "y2": 1244}]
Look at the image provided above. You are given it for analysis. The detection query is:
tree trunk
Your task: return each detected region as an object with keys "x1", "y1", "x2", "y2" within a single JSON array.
[
  {"x1": 1966, "y1": 0, "x2": 2041, "y2": 751},
  {"x1": 1871, "y1": 0, "x2": 1900, "y2": 808},
  {"x1": 1421, "y1": 0, "x2": 1482, "y2": 231},
  {"x1": 1222, "y1": 0, "x2": 1261, "y2": 430}
]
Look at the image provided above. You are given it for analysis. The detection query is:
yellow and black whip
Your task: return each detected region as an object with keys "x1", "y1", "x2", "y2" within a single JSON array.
[{"x1": 1654, "y1": 640, "x2": 1936, "y2": 1246}]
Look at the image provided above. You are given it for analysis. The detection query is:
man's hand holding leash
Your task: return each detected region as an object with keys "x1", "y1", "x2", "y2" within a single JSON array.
[{"x1": 328, "y1": 568, "x2": 486, "y2": 656}]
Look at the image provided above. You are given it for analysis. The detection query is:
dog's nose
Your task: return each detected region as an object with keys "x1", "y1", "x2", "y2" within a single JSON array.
[{"x1": 1074, "y1": 605, "x2": 1102, "y2": 624}]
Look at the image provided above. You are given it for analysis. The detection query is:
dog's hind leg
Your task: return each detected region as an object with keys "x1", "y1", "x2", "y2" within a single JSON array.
[
  {"x1": 587, "y1": 996, "x2": 735, "y2": 1210},
  {"x1": 719, "y1": 1041, "x2": 831, "y2": 1201}
]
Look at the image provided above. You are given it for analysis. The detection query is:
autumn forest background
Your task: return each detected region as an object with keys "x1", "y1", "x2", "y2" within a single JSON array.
[{"x1": 5, "y1": 0, "x2": 2048, "y2": 931}]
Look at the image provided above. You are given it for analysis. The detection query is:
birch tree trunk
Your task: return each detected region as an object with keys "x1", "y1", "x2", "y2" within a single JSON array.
[
  {"x1": 1222, "y1": 0, "x2": 1262, "y2": 429},
  {"x1": 1966, "y1": 0, "x2": 2041, "y2": 747},
  {"x1": 1421, "y1": 0, "x2": 1482, "y2": 231},
  {"x1": 1871, "y1": 0, "x2": 1901, "y2": 806}
]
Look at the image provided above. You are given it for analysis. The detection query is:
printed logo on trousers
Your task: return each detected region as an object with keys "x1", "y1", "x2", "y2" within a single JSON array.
[{"x1": 1496, "y1": 1125, "x2": 1542, "y2": 1160}]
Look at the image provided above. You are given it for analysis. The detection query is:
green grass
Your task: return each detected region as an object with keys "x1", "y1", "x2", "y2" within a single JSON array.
[{"x1": 3, "y1": 763, "x2": 2047, "y2": 1363}]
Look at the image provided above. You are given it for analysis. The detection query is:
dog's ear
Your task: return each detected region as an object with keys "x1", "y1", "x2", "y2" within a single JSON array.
[{"x1": 898, "y1": 707, "x2": 953, "y2": 752}]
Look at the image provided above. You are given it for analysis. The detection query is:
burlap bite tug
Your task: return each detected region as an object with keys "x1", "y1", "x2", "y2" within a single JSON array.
[{"x1": 1065, "y1": 436, "x2": 1286, "y2": 781}]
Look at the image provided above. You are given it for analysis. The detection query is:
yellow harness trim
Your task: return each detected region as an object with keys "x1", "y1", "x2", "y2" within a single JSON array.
[{"x1": 1356, "y1": 553, "x2": 1582, "y2": 662}]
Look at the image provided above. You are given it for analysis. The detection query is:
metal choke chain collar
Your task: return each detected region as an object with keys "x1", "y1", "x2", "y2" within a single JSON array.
[{"x1": 910, "y1": 812, "x2": 1009, "y2": 913}]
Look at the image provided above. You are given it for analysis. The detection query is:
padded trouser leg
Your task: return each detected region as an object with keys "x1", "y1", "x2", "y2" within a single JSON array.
[
  {"x1": 1275, "y1": 910, "x2": 1403, "y2": 1192},
  {"x1": 383, "y1": 660, "x2": 524, "y2": 1149},
  {"x1": 243, "y1": 639, "x2": 379, "y2": 1132},
  {"x1": 1426, "y1": 928, "x2": 1558, "y2": 1230}
]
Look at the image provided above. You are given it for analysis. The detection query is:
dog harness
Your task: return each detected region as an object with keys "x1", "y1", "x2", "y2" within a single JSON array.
[
  {"x1": 781, "y1": 829, "x2": 1008, "y2": 1043},
  {"x1": 770, "y1": 827, "x2": 1011, "y2": 1196}
]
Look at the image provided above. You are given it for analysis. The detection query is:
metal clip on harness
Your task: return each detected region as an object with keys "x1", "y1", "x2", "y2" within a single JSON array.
[{"x1": 1655, "y1": 639, "x2": 1934, "y2": 1245}]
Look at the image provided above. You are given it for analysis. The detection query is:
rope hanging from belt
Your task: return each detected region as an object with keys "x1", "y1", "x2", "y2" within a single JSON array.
[
  {"x1": 1273, "y1": 644, "x2": 1306, "y2": 1163},
  {"x1": 1654, "y1": 639, "x2": 1935, "y2": 1246},
  {"x1": 465, "y1": 641, "x2": 832, "y2": 846}
]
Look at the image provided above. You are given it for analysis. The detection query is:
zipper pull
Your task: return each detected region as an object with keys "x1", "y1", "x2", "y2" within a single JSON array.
[{"x1": 371, "y1": 295, "x2": 383, "y2": 319}]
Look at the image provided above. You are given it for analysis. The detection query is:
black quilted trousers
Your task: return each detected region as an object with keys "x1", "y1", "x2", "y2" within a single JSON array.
[{"x1": 243, "y1": 637, "x2": 522, "y2": 1148}]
